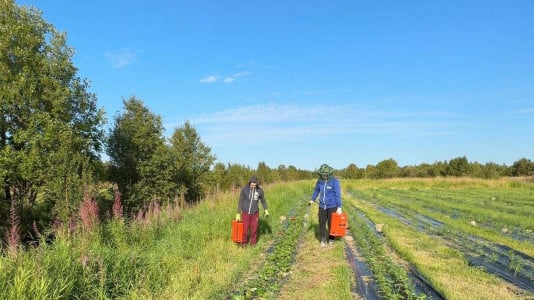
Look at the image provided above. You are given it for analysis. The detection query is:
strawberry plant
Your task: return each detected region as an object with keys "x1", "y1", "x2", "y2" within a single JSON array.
[{"x1": 229, "y1": 201, "x2": 309, "y2": 299}]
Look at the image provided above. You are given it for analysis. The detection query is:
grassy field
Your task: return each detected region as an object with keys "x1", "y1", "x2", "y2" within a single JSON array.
[
  {"x1": 0, "y1": 178, "x2": 533, "y2": 299},
  {"x1": 342, "y1": 178, "x2": 534, "y2": 300}
]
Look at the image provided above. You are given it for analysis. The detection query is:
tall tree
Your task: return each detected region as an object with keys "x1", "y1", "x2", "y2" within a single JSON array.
[
  {"x1": 256, "y1": 161, "x2": 274, "y2": 184},
  {"x1": 277, "y1": 165, "x2": 288, "y2": 182},
  {"x1": 375, "y1": 158, "x2": 399, "y2": 179},
  {"x1": 343, "y1": 163, "x2": 362, "y2": 179},
  {"x1": 106, "y1": 97, "x2": 166, "y2": 213},
  {"x1": 0, "y1": 1, "x2": 105, "y2": 228},
  {"x1": 286, "y1": 165, "x2": 300, "y2": 181},
  {"x1": 511, "y1": 158, "x2": 534, "y2": 176},
  {"x1": 446, "y1": 156, "x2": 471, "y2": 177},
  {"x1": 169, "y1": 121, "x2": 215, "y2": 203},
  {"x1": 210, "y1": 162, "x2": 227, "y2": 194}
]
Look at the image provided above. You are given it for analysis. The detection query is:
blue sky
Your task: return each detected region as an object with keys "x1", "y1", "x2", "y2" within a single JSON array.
[{"x1": 16, "y1": 0, "x2": 534, "y2": 170}]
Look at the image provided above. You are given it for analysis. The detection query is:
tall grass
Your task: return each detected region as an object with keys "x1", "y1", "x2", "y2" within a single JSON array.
[{"x1": 0, "y1": 181, "x2": 311, "y2": 299}]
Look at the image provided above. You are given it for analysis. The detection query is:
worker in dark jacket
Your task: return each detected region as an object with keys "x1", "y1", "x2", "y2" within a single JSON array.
[{"x1": 236, "y1": 176, "x2": 268, "y2": 246}]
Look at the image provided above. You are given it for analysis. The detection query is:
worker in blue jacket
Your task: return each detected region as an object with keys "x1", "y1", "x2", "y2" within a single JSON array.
[{"x1": 309, "y1": 163, "x2": 342, "y2": 247}]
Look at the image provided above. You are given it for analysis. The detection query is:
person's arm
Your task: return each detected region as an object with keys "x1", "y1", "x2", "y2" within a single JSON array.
[
  {"x1": 311, "y1": 180, "x2": 320, "y2": 201},
  {"x1": 236, "y1": 188, "x2": 244, "y2": 221},
  {"x1": 258, "y1": 189, "x2": 269, "y2": 216},
  {"x1": 259, "y1": 189, "x2": 267, "y2": 210},
  {"x1": 237, "y1": 188, "x2": 245, "y2": 213}
]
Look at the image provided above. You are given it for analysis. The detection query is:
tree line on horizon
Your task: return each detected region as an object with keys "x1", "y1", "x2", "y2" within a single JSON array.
[
  {"x1": 338, "y1": 156, "x2": 534, "y2": 180},
  {"x1": 1, "y1": 1, "x2": 533, "y2": 249}
]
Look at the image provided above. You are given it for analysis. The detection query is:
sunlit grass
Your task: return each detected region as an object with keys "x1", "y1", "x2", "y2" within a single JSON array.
[
  {"x1": 277, "y1": 204, "x2": 354, "y2": 300},
  {"x1": 1, "y1": 178, "x2": 532, "y2": 299},
  {"x1": 344, "y1": 178, "x2": 534, "y2": 300},
  {"x1": 0, "y1": 182, "x2": 311, "y2": 299}
]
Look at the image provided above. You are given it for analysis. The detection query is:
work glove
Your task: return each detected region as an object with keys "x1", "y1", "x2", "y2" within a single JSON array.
[
  {"x1": 264, "y1": 209, "x2": 269, "y2": 218},
  {"x1": 308, "y1": 200, "x2": 314, "y2": 206},
  {"x1": 235, "y1": 213, "x2": 241, "y2": 222},
  {"x1": 336, "y1": 207, "x2": 342, "y2": 215}
]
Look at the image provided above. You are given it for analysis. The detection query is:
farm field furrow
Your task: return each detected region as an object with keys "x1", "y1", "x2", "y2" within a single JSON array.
[
  {"x1": 358, "y1": 198, "x2": 534, "y2": 292},
  {"x1": 348, "y1": 186, "x2": 534, "y2": 255},
  {"x1": 343, "y1": 237, "x2": 380, "y2": 300},
  {"x1": 379, "y1": 188, "x2": 534, "y2": 242},
  {"x1": 345, "y1": 206, "x2": 442, "y2": 299},
  {"x1": 344, "y1": 178, "x2": 534, "y2": 300},
  {"x1": 228, "y1": 200, "x2": 309, "y2": 299}
]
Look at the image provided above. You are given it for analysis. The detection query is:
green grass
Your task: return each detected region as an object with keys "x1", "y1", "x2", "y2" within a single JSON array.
[
  {"x1": 344, "y1": 178, "x2": 534, "y2": 300},
  {"x1": 1, "y1": 178, "x2": 532, "y2": 299},
  {"x1": 0, "y1": 181, "x2": 311, "y2": 299},
  {"x1": 277, "y1": 203, "x2": 354, "y2": 300}
]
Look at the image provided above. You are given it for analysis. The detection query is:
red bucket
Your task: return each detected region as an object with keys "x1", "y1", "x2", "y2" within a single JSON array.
[
  {"x1": 330, "y1": 212, "x2": 347, "y2": 237},
  {"x1": 232, "y1": 220, "x2": 244, "y2": 243}
]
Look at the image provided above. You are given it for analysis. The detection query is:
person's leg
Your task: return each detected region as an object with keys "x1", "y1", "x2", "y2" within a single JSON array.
[
  {"x1": 242, "y1": 212, "x2": 251, "y2": 245},
  {"x1": 318, "y1": 208, "x2": 328, "y2": 245},
  {"x1": 249, "y1": 212, "x2": 260, "y2": 245},
  {"x1": 327, "y1": 207, "x2": 337, "y2": 243}
]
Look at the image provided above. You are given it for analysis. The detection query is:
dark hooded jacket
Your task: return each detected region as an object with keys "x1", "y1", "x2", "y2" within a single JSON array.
[{"x1": 237, "y1": 176, "x2": 268, "y2": 214}]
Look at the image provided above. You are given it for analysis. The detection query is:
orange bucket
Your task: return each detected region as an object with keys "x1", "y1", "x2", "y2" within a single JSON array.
[
  {"x1": 232, "y1": 220, "x2": 244, "y2": 243},
  {"x1": 330, "y1": 212, "x2": 348, "y2": 237}
]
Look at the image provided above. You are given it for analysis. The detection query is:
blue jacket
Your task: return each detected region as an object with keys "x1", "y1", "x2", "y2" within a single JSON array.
[{"x1": 311, "y1": 176, "x2": 341, "y2": 209}]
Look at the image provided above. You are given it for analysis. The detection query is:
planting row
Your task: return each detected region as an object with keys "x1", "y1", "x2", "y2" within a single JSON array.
[
  {"x1": 371, "y1": 187, "x2": 534, "y2": 244},
  {"x1": 228, "y1": 199, "x2": 309, "y2": 299},
  {"x1": 344, "y1": 204, "x2": 444, "y2": 300},
  {"x1": 346, "y1": 188, "x2": 534, "y2": 294}
]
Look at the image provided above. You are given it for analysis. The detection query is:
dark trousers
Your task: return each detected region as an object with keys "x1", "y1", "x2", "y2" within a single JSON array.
[
  {"x1": 242, "y1": 211, "x2": 259, "y2": 245},
  {"x1": 318, "y1": 207, "x2": 337, "y2": 242}
]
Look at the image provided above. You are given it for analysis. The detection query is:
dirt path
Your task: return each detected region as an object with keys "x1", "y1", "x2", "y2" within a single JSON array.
[{"x1": 277, "y1": 209, "x2": 358, "y2": 300}]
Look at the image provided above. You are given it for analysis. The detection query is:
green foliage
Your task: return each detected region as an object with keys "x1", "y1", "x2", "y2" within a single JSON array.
[
  {"x1": 0, "y1": 0, "x2": 104, "y2": 232},
  {"x1": 256, "y1": 161, "x2": 275, "y2": 184},
  {"x1": 211, "y1": 162, "x2": 253, "y2": 191},
  {"x1": 446, "y1": 156, "x2": 471, "y2": 176},
  {"x1": 169, "y1": 121, "x2": 215, "y2": 203},
  {"x1": 343, "y1": 163, "x2": 363, "y2": 179},
  {"x1": 511, "y1": 158, "x2": 534, "y2": 176},
  {"x1": 339, "y1": 157, "x2": 530, "y2": 180},
  {"x1": 106, "y1": 96, "x2": 168, "y2": 213},
  {"x1": 107, "y1": 101, "x2": 218, "y2": 211}
]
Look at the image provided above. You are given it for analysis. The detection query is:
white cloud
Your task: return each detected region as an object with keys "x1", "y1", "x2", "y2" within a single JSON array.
[
  {"x1": 233, "y1": 71, "x2": 251, "y2": 78},
  {"x1": 191, "y1": 103, "x2": 460, "y2": 147},
  {"x1": 200, "y1": 70, "x2": 252, "y2": 84},
  {"x1": 105, "y1": 49, "x2": 137, "y2": 68},
  {"x1": 223, "y1": 77, "x2": 235, "y2": 83},
  {"x1": 200, "y1": 75, "x2": 219, "y2": 83},
  {"x1": 194, "y1": 103, "x2": 350, "y2": 124}
]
